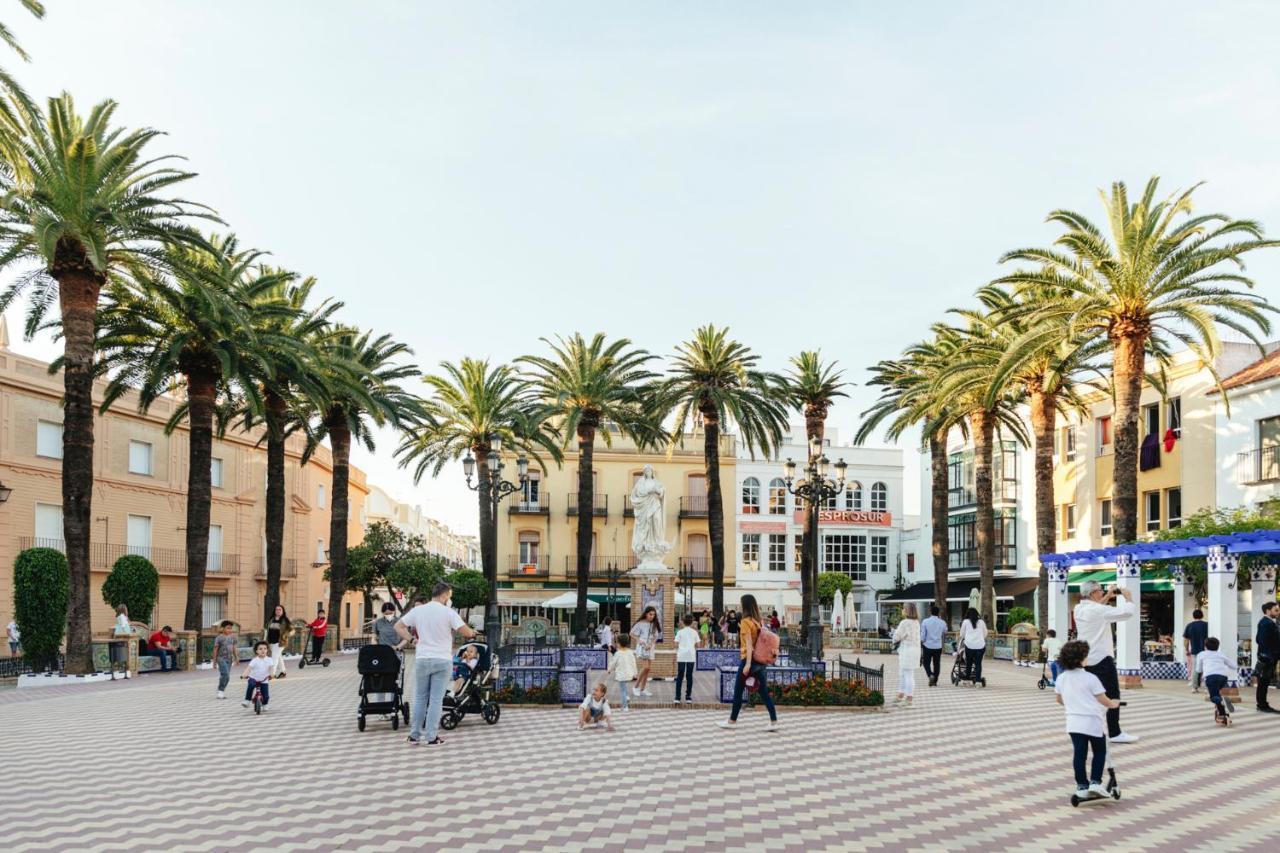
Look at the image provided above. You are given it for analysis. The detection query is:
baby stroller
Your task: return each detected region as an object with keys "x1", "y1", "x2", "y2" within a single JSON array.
[
  {"x1": 950, "y1": 643, "x2": 987, "y2": 688},
  {"x1": 357, "y1": 644, "x2": 409, "y2": 732},
  {"x1": 440, "y1": 641, "x2": 500, "y2": 730}
]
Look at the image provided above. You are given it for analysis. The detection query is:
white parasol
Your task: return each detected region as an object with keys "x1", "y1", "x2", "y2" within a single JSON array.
[
  {"x1": 844, "y1": 591, "x2": 858, "y2": 633},
  {"x1": 541, "y1": 591, "x2": 598, "y2": 610},
  {"x1": 832, "y1": 589, "x2": 845, "y2": 632}
]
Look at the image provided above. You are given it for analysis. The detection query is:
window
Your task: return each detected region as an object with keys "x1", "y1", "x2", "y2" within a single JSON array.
[
  {"x1": 210, "y1": 457, "x2": 224, "y2": 488},
  {"x1": 793, "y1": 534, "x2": 804, "y2": 569},
  {"x1": 316, "y1": 483, "x2": 325, "y2": 508},
  {"x1": 741, "y1": 533, "x2": 760, "y2": 571},
  {"x1": 1144, "y1": 491, "x2": 1161, "y2": 532},
  {"x1": 1063, "y1": 427, "x2": 1076, "y2": 461},
  {"x1": 823, "y1": 490, "x2": 838, "y2": 510},
  {"x1": 1167, "y1": 488, "x2": 1182, "y2": 529},
  {"x1": 1261, "y1": 416, "x2": 1280, "y2": 481},
  {"x1": 823, "y1": 534, "x2": 867, "y2": 581},
  {"x1": 767, "y1": 478, "x2": 787, "y2": 515},
  {"x1": 1167, "y1": 397, "x2": 1181, "y2": 438},
  {"x1": 870, "y1": 535, "x2": 888, "y2": 572},
  {"x1": 316, "y1": 538, "x2": 326, "y2": 564},
  {"x1": 1063, "y1": 504, "x2": 1076, "y2": 538},
  {"x1": 906, "y1": 553, "x2": 916, "y2": 574},
  {"x1": 522, "y1": 472, "x2": 541, "y2": 505},
  {"x1": 208, "y1": 524, "x2": 223, "y2": 572},
  {"x1": 36, "y1": 420, "x2": 63, "y2": 459},
  {"x1": 202, "y1": 593, "x2": 226, "y2": 627},
  {"x1": 128, "y1": 440, "x2": 153, "y2": 475},
  {"x1": 518, "y1": 531, "x2": 540, "y2": 564},
  {"x1": 741, "y1": 477, "x2": 760, "y2": 514},
  {"x1": 870, "y1": 482, "x2": 887, "y2": 511},
  {"x1": 766, "y1": 534, "x2": 786, "y2": 571},
  {"x1": 847, "y1": 481, "x2": 863, "y2": 510},
  {"x1": 1142, "y1": 402, "x2": 1160, "y2": 438},
  {"x1": 34, "y1": 503, "x2": 63, "y2": 548},
  {"x1": 1097, "y1": 416, "x2": 1112, "y2": 455},
  {"x1": 1100, "y1": 499, "x2": 1112, "y2": 537},
  {"x1": 127, "y1": 515, "x2": 152, "y2": 557}
]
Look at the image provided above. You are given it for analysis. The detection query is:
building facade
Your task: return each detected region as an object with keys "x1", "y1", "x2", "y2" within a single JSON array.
[
  {"x1": 0, "y1": 331, "x2": 370, "y2": 637},
  {"x1": 364, "y1": 484, "x2": 480, "y2": 569},
  {"x1": 1214, "y1": 345, "x2": 1280, "y2": 510},
  {"x1": 733, "y1": 427, "x2": 905, "y2": 627}
]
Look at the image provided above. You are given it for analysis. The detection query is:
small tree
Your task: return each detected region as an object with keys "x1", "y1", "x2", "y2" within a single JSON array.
[
  {"x1": 817, "y1": 572, "x2": 854, "y2": 603},
  {"x1": 448, "y1": 569, "x2": 488, "y2": 619},
  {"x1": 14, "y1": 548, "x2": 69, "y2": 671},
  {"x1": 101, "y1": 555, "x2": 159, "y2": 625},
  {"x1": 1007, "y1": 606, "x2": 1035, "y2": 628},
  {"x1": 385, "y1": 556, "x2": 445, "y2": 606}
]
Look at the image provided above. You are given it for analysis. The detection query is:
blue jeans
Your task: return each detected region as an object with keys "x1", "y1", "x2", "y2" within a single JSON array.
[
  {"x1": 245, "y1": 678, "x2": 270, "y2": 706},
  {"x1": 153, "y1": 649, "x2": 177, "y2": 671},
  {"x1": 410, "y1": 657, "x2": 451, "y2": 741},
  {"x1": 1049, "y1": 661, "x2": 1060, "y2": 681},
  {"x1": 217, "y1": 659, "x2": 231, "y2": 692},
  {"x1": 1205, "y1": 673, "x2": 1228, "y2": 709},
  {"x1": 676, "y1": 662, "x2": 694, "y2": 701},
  {"x1": 729, "y1": 660, "x2": 776, "y2": 722},
  {"x1": 615, "y1": 680, "x2": 630, "y2": 709}
]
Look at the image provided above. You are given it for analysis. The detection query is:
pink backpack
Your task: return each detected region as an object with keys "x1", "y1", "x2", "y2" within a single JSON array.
[{"x1": 752, "y1": 623, "x2": 780, "y2": 665}]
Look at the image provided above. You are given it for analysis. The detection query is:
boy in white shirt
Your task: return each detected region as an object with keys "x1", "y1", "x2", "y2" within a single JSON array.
[
  {"x1": 1054, "y1": 639, "x2": 1120, "y2": 800},
  {"x1": 240, "y1": 641, "x2": 275, "y2": 710},
  {"x1": 675, "y1": 614, "x2": 700, "y2": 704},
  {"x1": 1195, "y1": 636, "x2": 1239, "y2": 725},
  {"x1": 1041, "y1": 629, "x2": 1064, "y2": 686},
  {"x1": 579, "y1": 682, "x2": 614, "y2": 730}
]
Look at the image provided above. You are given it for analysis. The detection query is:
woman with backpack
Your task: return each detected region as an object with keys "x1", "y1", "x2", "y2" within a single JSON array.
[{"x1": 718, "y1": 594, "x2": 779, "y2": 732}]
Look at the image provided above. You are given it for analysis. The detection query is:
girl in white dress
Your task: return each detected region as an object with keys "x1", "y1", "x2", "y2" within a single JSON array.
[{"x1": 893, "y1": 603, "x2": 922, "y2": 707}]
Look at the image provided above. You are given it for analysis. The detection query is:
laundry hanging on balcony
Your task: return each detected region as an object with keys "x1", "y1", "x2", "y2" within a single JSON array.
[
  {"x1": 1162, "y1": 428, "x2": 1177, "y2": 453},
  {"x1": 1140, "y1": 432, "x2": 1161, "y2": 471}
]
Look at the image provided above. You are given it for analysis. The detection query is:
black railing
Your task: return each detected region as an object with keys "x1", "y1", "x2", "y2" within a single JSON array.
[
  {"x1": 623, "y1": 495, "x2": 635, "y2": 517},
  {"x1": 567, "y1": 493, "x2": 608, "y2": 517},
  {"x1": 1237, "y1": 446, "x2": 1280, "y2": 485},
  {"x1": 949, "y1": 545, "x2": 1017, "y2": 574},
  {"x1": 837, "y1": 655, "x2": 884, "y2": 693},
  {"x1": 678, "y1": 557, "x2": 712, "y2": 579},
  {"x1": 508, "y1": 494, "x2": 550, "y2": 514},
  {"x1": 679, "y1": 496, "x2": 709, "y2": 517},
  {"x1": 0, "y1": 653, "x2": 64, "y2": 679},
  {"x1": 17, "y1": 537, "x2": 241, "y2": 576},
  {"x1": 507, "y1": 555, "x2": 550, "y2": 578},
  {"x1": 254, "y1": 558, "x2": 299, "y2": 579},
  {"x1": 564, "y1": 555, "x2": 635, "y2": 578}
]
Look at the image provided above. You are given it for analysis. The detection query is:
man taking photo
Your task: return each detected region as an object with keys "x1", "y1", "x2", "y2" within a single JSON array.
[{"x1": 1073, "y1": 581, "x2": 1137, "y2": 743}]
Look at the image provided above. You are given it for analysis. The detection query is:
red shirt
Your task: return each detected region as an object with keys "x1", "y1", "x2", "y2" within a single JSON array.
[
  {"x1": 308, "y1": 617, "x2": 328, "y2": 638},
  {"x1": 149, "y1": 630, "x2": 172, "y2": 649}
]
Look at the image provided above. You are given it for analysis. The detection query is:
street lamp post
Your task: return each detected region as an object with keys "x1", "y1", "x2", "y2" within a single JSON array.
[
  {"x1": 782, "y1": 436, "x2": 847, "y2": 660},
  {"x1": 463, "y1": 434, "x2": 528, "y2": 648}
]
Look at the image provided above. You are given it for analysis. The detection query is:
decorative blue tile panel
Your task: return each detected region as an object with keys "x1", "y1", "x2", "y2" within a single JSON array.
[
  {"x1": 698, "y1": 648, "x2": 742, "y2": 671},
  {"x1": 561, "y1": 647, "x2": 607, "y2": 670},
  {"x1": 558, "y1": 668, "x2": 587, "y2": 703},
  {"x1": 1140, "y1": 660, "x2": 1187, "y2": 680}
]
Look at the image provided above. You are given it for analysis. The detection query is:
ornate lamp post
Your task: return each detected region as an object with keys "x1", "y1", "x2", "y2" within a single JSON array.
[
  {"x1": 463, "y1": 433, "x2": 528, "y2": 647},
  {"x1": 783, "y1": 436, "x2": 847, "y2": 659}
]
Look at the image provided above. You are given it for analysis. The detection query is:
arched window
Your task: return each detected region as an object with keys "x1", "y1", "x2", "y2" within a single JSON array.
[
  {"x1": 768, "y1": 478, "x2": 787, "y2": 515},
  {"x1": 848, "y1": 481, "x2": 863, "y2": 510},
  {"x1": 871, "y1": 482, "x2": 887, "y2": 511},
  {"x1": 742, "y1": 477, "x2": 760, "y2": 514}
]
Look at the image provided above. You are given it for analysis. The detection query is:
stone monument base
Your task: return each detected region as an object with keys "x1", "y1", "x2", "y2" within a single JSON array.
[{"x1": 649, "y1": 649, "x2": 676, "y2": 679}]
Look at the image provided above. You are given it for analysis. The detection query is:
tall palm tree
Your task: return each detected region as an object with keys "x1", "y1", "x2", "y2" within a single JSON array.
[
  {"x1": 998, "y1": 177, "x2": 1278, "y2": 542},
  {"x1": 784, "y1": 350, "x2": 849, "y2": 641},
  {"x1": 520, "y1": 334, "x2": 659, "y2": 633},
  {"x1": 0, "y1": 94, "x2": 213, "y2": 673},
  {"x1": 395, "y1": 358, "x2": 562, "y2": 641},
  {"x1": 97, "y1": 234, "x2": 294, "y2": 633},
  {"x1": 305, "y1": 329, "x2": 420, "y2": 642},
  {"x1": 654, "y1": 326, "x2": 788, "y2": 615}
]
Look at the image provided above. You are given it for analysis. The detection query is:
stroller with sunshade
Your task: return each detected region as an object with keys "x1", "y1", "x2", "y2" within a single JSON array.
[
  {"x1": 356, "y1": 644, "x2": 409, "y2": 732},
  {"x1": 440, "y1": 641, "x2": 501, "y2": 730}
]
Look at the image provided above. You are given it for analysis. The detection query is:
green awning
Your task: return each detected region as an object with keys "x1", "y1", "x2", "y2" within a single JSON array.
[
  {"x1": 1067, "y1": 569, "x2": 1172, "y2": 592},
  {"x1": 587, "y1": 593, "x2": 631, "y2": 604}
]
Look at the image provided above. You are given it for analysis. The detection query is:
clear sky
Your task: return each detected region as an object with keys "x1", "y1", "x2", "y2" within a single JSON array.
[{"x1": 5, "y1": 1, "x2": 1280, "y2": 534}]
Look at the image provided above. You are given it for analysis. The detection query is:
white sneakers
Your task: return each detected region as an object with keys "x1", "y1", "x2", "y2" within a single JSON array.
[
  {"x1": 1110, "y1": 732, "x2": 1139, "y2": 744},
  {"x1": 765, "y1": 721, "x2": 780, "y2": 732},
  {"x1": 241, "y1": 700, "x2": 250, "y2": 707},
  {"x1": 1088, "y1": 782, "x2": 1109, "y2": 798},
  {"x1": 717, "y1": 719, "x2": 736, "y2": 729}
]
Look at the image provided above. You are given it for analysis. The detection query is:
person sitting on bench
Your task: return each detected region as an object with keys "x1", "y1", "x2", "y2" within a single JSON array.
[{"x1": 147, "y1": 626, "x2": 179, "y2": 671}]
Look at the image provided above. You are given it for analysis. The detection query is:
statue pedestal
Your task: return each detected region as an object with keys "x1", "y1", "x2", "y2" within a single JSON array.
[{"x1": 629, "y1": 562, "x2": 677, "y2": 679}]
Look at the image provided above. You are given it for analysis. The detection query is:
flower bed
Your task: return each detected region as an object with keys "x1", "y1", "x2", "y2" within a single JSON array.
[
  {"x1": 494, "y1": 678, "x2": 561, "y2": 704},
  {"x1": 772, "y1": 676, "x2": 882, "y2": 707}
]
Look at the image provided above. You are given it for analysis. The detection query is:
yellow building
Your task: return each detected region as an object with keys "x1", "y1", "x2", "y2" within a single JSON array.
[
  {"x1": 0, "y1": 328, "x2": 369, "y2": 638},
  {"x1": 495, "y1": 429, "x2": 736, "y2": 628}
]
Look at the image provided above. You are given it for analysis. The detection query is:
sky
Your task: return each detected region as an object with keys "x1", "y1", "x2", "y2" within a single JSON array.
[{"x1": 5, "y1": 1, "x2": 1280, "y2": 535}]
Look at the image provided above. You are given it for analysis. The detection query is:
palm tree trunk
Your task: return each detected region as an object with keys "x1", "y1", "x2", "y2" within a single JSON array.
[
  {"x1": 575, "y1": 421, "x2": 597, "y2": 637},
  {"x1": 183, "y1": 371, "x2": 217, "y2": 632},
  {"x1": 325, "y1": 414, "x2": 351, "y2": 643},
  {"x1": 54, "y1": 266, "x2": 101, "y2": 675},
  {"x1": 262, "y1": 389, "x2": 287, "y2": 624},
  {"x1": 929, "y1": 430, "x2": 949, "y2": 624},
  {"x1": 1029, "y1": 386, "x2": 1057, "y2": 638},
  {"x1": 702, "y1": 406, "x2": 725, "y2": 616},
  {"x1": 1111, "y1": 330, "x2": 1145, "y2": 543},
  {"x1": 971, "y1": 409, "x2": 996, "y2": 626}
]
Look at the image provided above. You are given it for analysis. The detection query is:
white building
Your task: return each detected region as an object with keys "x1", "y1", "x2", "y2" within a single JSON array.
[
  {"x1": 732, "y1": 426, "x2": 905, "y2": 628},
  {"x1": 363, "y1": 484, "x2": 480, "y2": 569},
  {"x1": 1215, "y1": 345, "x2": 1280, "y2": 509}
]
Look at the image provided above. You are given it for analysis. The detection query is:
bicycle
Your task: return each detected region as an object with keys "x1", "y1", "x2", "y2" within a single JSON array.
[{"x1": 242, "y1": 675, "x2": 272, "y2": 714}]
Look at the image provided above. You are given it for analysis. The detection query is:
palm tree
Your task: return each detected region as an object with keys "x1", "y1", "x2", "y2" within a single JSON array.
[
  {"x1": 654, "y1": 326, "x2": 788, "y2": 615},
  {"x1": 0, "y1": 1, "x2": 43, "y2": 168},
  {"x1": 305, "y1": 329, "x2": 420, "y2": 642},
  {"x1": 0, "y1": 94, "x2": 213, "y2": 673},
  {"x1": 520, "y1": 334, "x2": 659, "y2": 633},
  {"x1": 784, "y1": 351, "x2": 849, "y2": 641},
  {"x1": 998, "y1": 177, "x2": 1278, "y2": 542},
  {"x1": 97, "y1": 234, "x2": 294, "y2": 633},
  {"x1": 395, "y1": 358, "x2": 562, "y2": 642}
]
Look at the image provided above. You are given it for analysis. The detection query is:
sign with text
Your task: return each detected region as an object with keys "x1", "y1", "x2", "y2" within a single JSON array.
[{"x1": 794, "y1": 510, "x2": 893, "y2": 527}]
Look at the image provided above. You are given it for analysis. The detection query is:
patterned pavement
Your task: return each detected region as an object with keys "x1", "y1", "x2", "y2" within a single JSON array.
[{"x1": 1, "y1": 653, "x2": 1278, "y2": 852}]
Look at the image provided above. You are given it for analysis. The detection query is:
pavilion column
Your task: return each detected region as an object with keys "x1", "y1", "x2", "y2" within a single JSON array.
[
  {"x1": 1114, "y1": 553, "x2": 1142, "y2": 688},
  {"x1": 1170, "y1": 563, "x2": 1197, "y2": 681},
  {"x1": 1044, "y1": 561, "x2": 1069, "y2": 640},
  {"x1": 1250, "y1": 564, "x2": 1276, "y2": 669},
  {"x1": 1206, "y1": 545, "x2": 1240, "y2": 694}
]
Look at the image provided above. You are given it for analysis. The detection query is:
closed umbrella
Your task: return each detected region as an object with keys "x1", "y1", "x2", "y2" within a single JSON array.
[
  {"x1": 845, "y1": 592, "x2": 858, "y2": 634},
  {"x1": 832, "y1": 589, "x2": 845, "y2": 633}
]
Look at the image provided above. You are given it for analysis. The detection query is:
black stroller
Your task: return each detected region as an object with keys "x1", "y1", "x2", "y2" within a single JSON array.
[
  {"x1": 950, "y1": 643, "x2": 987, "y2": 688},
  {"x1": 440, "y1": 641, "x2": 500, "y2": 730},
  {"x1": 357, "y1": 644, "x2": 409, "y2": 732}
]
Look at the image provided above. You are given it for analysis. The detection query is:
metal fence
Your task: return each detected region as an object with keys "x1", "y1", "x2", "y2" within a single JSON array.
[
  {"x1": 836, "y1": 656, "x2": 884, "y2": 694},
  {"x1": 0, "y1": 654, "x2": 63, "y2": 679}
]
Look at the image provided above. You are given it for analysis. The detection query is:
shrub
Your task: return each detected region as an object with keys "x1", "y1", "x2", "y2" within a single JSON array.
[
  {"x1": 102, "y1": 554, "x2": 160, "y2": 624},
  {"x1": 14, "y1": 548, "x2": 69, "y2": 671},
  {"x1": 493, "y1": 678, "x2": 561, "y2": 704},
  {"x1": 1007, "y1": 606, "x2": 1035, "y2": 628},
  {"x1": 448, "y1": 569, "x2": 488, "y2": 617},
  {"x1": 817, "y1": 572, "x2": 854, "y2": 602},
  {"x1": 771, "y1": 675, "x2": 883, "y2": 707}
]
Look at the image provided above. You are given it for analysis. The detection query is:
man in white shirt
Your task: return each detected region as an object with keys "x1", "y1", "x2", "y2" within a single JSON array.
[
  {"x1": 674, "y1": 614, "x2": 700, "y2": 704},
  {"x1": 397, "y1": 580, "x2": 478, "y2": 746},
  {"x1": 1072, "y1": 580, "x2": 1137, "y2": 743}
]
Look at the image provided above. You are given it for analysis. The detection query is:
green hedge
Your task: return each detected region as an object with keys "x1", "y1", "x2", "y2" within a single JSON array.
[
  {"x1": 102, "y1": 554, "x2": 159, "y2": 624},
  {"x1": 14, "y1": 548, "x2": 69, "y2": 671}
]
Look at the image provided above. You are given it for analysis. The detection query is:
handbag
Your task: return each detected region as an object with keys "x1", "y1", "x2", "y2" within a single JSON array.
[{"x1": 739, "y1": 666, "x2": 759, "y2": 693}]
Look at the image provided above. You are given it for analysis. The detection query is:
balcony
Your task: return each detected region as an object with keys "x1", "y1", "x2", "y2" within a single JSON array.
[
  {"x1": 254, "y1": 558, "x2": 299, "y2": 580},
  {"x1": 679, "y1": 496, "x2": 709, "y2": 518},
  {"x1": 566, "y1": 493, "x2": 608, "y2": 517},
  {"x1": 17, "y1": 537, "x2": 241, "y2": 576},
  {"x1": 508, "y1": 494, "x2": 550, "y2": 515},
  {"x1": 948, "y1": 545, "x2": 1017, "y2": 574},
  {"x1": 507, "y1": 555, "x2": 550, "y2": 579},
  {"x1": 565, "y1": 554, "x2": 635, "y2": 579},
  {"x1": 1237, "y1": 446, "x2": 1280, "y2": 486},
  {"x1": 623, "y1": 495, "x2": 634, "y2": 517},
  {"x1": 677, "y1": 557, "x2": 713, "y2": 579}
]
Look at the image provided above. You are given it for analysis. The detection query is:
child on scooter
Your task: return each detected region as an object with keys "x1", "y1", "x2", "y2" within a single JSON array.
[
  {"x1": 1054, "y1": 640, "x2": 1120, "y2": 800},
  {"x1": 1042, "y1": 629, "x2": 1064, "y2": 685},
  {"x1": 1195, "y1": 636, "x2": 1238, "y2": 725}
]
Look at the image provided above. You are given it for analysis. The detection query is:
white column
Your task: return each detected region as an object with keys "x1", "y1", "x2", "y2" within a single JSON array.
[
  {"x1": 1045, "y1": 562, "x2": 1070, "y2": 640},
  {"x1": 1206, "y1": 545, "x2": 1240, "y2": 687},
  {"x1": 1250, "y1": 564, "x2": 1277, "y2": 668},
  {"x1": 1170, "y1": 563, "x2": 1197, "y2": 680},
  {"x1": 1114, "y1": 553, "x2": 1142, "y2": 685}
]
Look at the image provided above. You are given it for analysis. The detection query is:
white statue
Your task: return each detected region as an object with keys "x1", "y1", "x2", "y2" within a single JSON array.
[{"x1": 630, "y1": 465, "x2": 671, "y2": 567}]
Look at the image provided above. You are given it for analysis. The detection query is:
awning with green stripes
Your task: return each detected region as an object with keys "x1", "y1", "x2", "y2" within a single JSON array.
[{"x1": 1066, "y1": 568, "x2": 1173, "y2": 592}]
